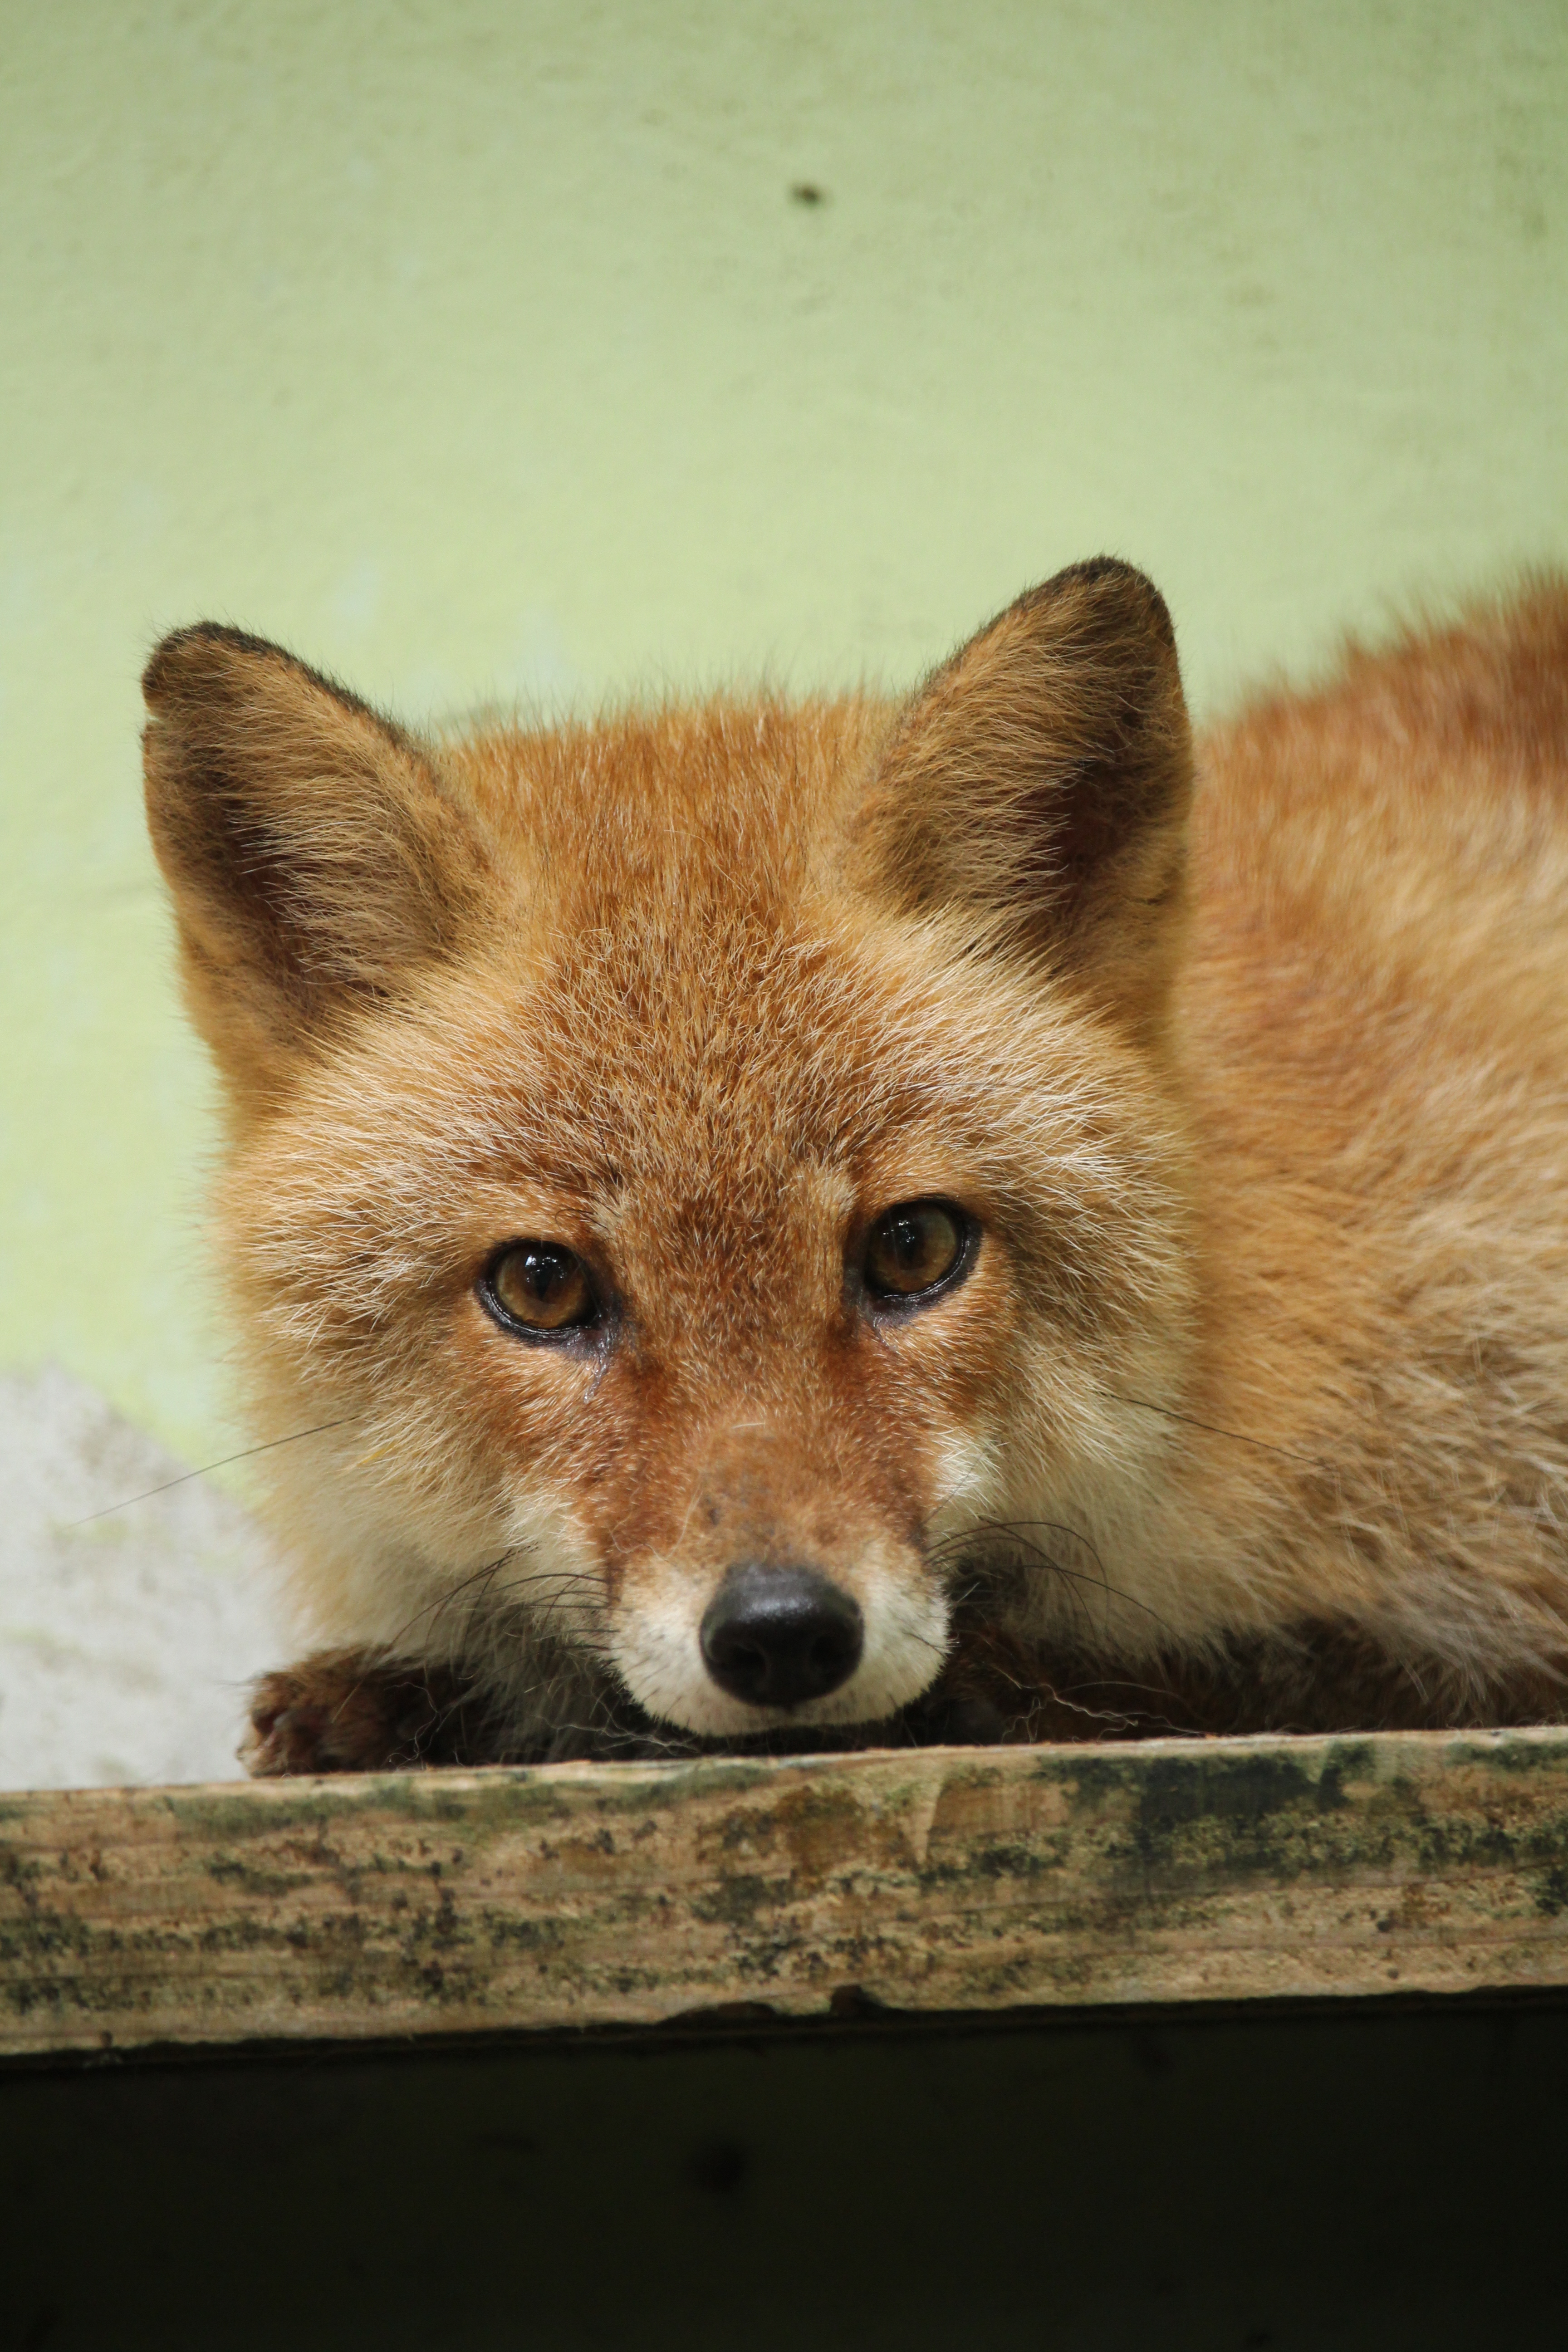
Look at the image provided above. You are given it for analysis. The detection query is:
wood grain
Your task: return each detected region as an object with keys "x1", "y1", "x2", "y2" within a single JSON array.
[{"x1": 4, "y1": 1729, "x2": 1568, "y2": 2057}]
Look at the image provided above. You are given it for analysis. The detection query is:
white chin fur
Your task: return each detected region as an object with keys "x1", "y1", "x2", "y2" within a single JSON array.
[{"x1": 608, "y1": 1558, "x2": 950, "y2": 1738}]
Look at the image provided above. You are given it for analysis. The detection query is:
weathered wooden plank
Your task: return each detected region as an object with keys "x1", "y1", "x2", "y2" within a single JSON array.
[{"x1": 2, "y1": 1729, "x2": 1567, "y2": 2057}]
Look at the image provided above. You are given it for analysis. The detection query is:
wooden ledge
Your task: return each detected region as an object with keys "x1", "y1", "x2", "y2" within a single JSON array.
[{"x1": 3, "y1": 1728, "x2": 1567, "y2": 2058}]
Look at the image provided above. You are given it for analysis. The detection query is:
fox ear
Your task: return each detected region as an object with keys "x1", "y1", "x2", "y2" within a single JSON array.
[
  {"x1": 860, "y1": 559, "x2": 1194, "y2": 1034},
  {"x1": 143, "y1": 625, "x2": 488, "y2": 1101}
]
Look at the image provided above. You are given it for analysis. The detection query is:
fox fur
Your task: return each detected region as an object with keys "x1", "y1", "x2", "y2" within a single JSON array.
[{"x1": 140, "y1": 560, "x2": 1568, "y2": 1771}]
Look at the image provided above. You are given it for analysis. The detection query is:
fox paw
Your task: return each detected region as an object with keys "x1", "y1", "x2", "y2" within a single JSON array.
[{"x1": 244, "y1": 1650, "x2": 486, "y2": 1776}]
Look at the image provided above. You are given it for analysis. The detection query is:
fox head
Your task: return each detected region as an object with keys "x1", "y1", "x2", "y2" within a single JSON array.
[{"x1": 143, "y1": 560, "x2": 1199, "y2": 1742}]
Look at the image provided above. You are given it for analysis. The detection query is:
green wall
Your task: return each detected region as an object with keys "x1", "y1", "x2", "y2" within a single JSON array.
[{"x1": 2, "y1": 0, "x2": 1564, "y2": 1472}]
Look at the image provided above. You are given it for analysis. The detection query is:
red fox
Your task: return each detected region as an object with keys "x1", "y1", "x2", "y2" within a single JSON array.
[{"x1": 141, "y1": 560, "x2": 1568, "y2": 1771}]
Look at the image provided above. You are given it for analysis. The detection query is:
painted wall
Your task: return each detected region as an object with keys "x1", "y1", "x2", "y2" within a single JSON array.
[{"x1": 3, "y1": 0, "x2": 1564, "y2": 1473}]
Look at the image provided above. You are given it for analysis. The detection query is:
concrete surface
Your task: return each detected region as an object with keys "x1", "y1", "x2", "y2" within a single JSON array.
[{"x1": 0, "y1": 1367, "x2": 281, "y2": 1788}]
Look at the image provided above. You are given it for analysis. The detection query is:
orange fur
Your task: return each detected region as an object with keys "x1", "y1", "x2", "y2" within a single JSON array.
[{"x1": 142, "y1": 563, "x2": 1568, "y2": 1768}]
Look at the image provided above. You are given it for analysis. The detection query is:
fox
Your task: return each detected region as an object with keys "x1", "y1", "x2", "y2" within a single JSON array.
[{"x1": 139, "y1": 558, "x2": 1568, "y2": 1774}]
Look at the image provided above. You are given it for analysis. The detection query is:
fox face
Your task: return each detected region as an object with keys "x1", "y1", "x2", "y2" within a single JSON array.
[{"x1": 143, "y1": 563, "x2": 1199, "y2": 1744}]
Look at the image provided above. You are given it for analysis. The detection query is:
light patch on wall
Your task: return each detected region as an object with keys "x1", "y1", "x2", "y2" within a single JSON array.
[
  {"x1": 328, "y1": 555, "x2": 385, "y2": 637},
  {"x1": 506, "y1": 606, "x2": 576, "y2": 704}
]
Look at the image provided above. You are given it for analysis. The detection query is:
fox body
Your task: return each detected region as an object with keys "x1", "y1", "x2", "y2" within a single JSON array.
[{"x1": 141, "y1": 561, "x2": 1568, "y2": 1770}]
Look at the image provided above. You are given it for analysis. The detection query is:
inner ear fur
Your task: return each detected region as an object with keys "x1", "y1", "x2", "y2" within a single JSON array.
[
  {"x1": 858, "y1": 558, "x2": 1195, "y2": 1034},
  {"x1": 143, "y1": 624, "x2": 490, "y2": 1102}
]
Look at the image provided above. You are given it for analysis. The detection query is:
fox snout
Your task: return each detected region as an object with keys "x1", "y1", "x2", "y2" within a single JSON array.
[
  {"x1": 609, "y1": 1536, "x2": 947, "y2": 1737},
  {"x1": 596, "y1": 1423, "x2": 956, "y2": 1736}
]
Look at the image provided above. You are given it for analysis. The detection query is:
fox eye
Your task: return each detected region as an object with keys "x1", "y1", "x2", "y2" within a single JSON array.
[
  {"x1": 863, "y1": 1200, "x2": 974, "y2": 1303},
  {"x1": 481, "y1": 1242, "x2": 598, "y2": 1337}
]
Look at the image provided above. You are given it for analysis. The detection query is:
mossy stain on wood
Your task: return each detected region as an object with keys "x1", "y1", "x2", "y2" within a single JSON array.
[
  {"x1": 1533, "y1": 1862, "x2": 1568, "y2": 1917},
  {"x1": 203, "y1": 1853, "x2": 309, "y2": 1899}
]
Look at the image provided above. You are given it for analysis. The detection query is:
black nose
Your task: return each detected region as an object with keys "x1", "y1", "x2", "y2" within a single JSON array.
[{"x1": 700, "y1": 1565, "x2": 864, "y2": 1710}]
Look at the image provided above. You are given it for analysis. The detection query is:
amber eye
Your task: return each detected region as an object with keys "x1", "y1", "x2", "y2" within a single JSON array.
[
  {"x1": 482, "y1": 1242, "x2": 598, "y2": 1336},
  {"x1": 863, "y1": 1200, "x2": 973, "y2": 1303}
]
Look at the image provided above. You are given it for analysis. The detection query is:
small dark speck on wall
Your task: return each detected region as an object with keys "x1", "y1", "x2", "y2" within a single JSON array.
[{"x1": 789, "y1": 182, "x2": 827, "y2": 206}]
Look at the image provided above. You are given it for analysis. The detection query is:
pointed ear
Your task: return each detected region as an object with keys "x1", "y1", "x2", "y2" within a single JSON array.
[
  {"x1": 858, "y1": 559, "x2": 1194, "y2": 1034},
  {"x1": 143, "y1": 625, "x2": 490, "y2": 1102}
]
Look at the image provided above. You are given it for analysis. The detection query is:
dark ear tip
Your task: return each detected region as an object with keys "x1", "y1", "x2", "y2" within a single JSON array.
[
  {"x1": 141, "y1": 622, "x2": 292, "y2": 710},
  {"x1": 1038, "y1": 556, "x2": 1177, "y2": 654}
]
